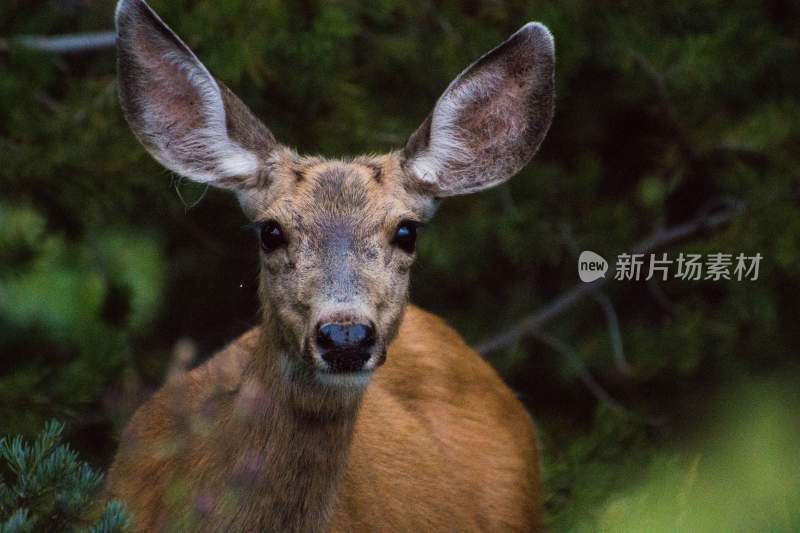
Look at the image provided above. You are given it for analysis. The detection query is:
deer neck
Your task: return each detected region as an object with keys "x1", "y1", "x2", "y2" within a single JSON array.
[{"x1": 224, "y1": 312, "x2": 364, "y2": 532}]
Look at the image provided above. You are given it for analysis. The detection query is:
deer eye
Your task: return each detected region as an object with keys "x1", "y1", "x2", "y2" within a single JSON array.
[
  {"x1": 260, "y1": 220, "x2": 287, "y2": 252},
  {"x1": 392, "y1": 221, "x2": 419, "y2": 254}
]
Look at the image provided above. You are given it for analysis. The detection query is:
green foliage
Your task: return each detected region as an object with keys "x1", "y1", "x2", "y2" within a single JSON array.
[
  {"x1": 0, "y1": 420, "x2": 129, "y2": 533},
  {"x1": 1, "y1": 0, "x2": 799, "y2": 529},
  {"x1": 586, "y1": 380, "x2": 800, "y2": 532},
  {"x1": 0, "y1": 202, "x2": 164, "y2": 435}
]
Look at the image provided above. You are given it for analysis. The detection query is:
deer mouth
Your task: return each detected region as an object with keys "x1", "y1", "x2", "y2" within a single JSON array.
[
  {"x1": 304, "y1": 337, "x2": 387, "y2": 387},
  {"x1": 320, "y1": 348, "x2": 373, "y2": 373},
  {"x1": 314, "y1": 369, "x2": 374, "y2": 388}
]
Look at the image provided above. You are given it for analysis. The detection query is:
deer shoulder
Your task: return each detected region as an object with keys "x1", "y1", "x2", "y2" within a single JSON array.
[
  {"x1": 105, "y1": 330, "x2": 255, "y2": 530},
  {"x1": 108, "y1": 308, "x2": 541, "y2": 530},
  {"x1": 337, "y1": 305, "x2": 541, "y2": 531}
]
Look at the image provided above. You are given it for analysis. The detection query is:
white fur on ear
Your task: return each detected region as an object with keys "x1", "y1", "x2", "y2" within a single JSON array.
[
  {"x1": 408, "y1": 72, "x2": 494, "y2": 184},
  {"x1": 405, "y1": 22, "x2": 555, "y2": 196},
  {"x1": 116, "y1": 0, "x2": 259, "y2": 184},
  {"x1": 147, "y1": 51, "x2": 260, "y2": 182}
]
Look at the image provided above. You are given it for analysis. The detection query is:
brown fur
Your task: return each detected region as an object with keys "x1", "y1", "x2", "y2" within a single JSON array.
[
  {"x1": 106, "y1": 306, "x2": 541, "y2": 532},
  {"x1": 106, "y1": 157, "x2": 543, "y2": 531},
  {"x1": 110, "y1": 2, "x2": 554, "y2": 530}
]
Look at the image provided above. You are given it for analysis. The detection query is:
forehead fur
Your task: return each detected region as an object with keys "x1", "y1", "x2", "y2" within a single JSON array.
[{"x1": 240, "y1": 150, "x2": 436, "y2": 223}]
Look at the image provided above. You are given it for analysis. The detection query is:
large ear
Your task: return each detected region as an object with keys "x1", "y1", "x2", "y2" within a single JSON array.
[
  {"x1": 115, "y1": 0, "x2": 276, "y2": 189},
  {"x1": 404, "y1": 23, "x2": 555, "y2": 196}
]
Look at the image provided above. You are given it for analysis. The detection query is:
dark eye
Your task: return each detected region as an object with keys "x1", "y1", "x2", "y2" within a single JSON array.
[
  {"x1": 260, "y1": 220, "x2": 287, "y2": 252},
  {"x1": 392, "y1": 221, "x2": 418, "y2": 254}
]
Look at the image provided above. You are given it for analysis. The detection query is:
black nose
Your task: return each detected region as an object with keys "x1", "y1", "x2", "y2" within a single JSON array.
[
  {"x1": 316, "y1": 322, "x2": 375, "y2": 351},
  {"x1": 316, "y1": 322, "x2": 375, "y2": 371}
]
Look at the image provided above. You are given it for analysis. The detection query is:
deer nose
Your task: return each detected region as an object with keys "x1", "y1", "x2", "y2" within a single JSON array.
[
  {"x1": 316, "y1": 322, "x2": 375, "y2": 351},
  {"x1": 315, "y1": 322, "x2": 375, "y2": 371}
]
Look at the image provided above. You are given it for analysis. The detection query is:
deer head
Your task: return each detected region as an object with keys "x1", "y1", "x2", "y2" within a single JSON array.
[{"x1": 115, "y1": 0, "x2": 555, "y2": 388}]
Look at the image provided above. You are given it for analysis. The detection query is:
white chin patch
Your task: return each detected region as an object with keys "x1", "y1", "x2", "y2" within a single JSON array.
[{"x1": 315, "y1": 371, "x2": 373, "y2": 388}]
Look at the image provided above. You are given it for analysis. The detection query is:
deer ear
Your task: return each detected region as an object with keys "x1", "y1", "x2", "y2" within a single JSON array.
[
  {"x1": 115, "y1": 0, "x2": 276, "y2": 189},
  {"x1": 404, "y1": 23, "x2": 555, "y2": 197}
]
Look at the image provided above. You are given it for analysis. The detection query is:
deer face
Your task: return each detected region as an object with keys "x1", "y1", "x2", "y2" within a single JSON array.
[
  {"x1": 115, "y1": 0, "x2": 555, "y2": 386},
  {"x1": 244, "y1": 154, "x2": 434, "y2": 384}
]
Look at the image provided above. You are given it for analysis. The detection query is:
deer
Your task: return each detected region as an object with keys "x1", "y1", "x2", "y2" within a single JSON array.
[{"x1": 105, "y1": 0, "x2": 555, "y2": 531}]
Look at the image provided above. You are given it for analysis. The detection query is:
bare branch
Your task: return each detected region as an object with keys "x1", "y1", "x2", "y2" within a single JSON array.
[
  {"x1": 560, "y1": 224, "x2": 632, "y2": 375},
  {"x1": 476, "y1": 199, "x2": 745, "y2": 355},
  {"x1": 646, "y1": 277, "x2": 676, "y2": 315},
  {"x1": 1, "y1": 31, "x2": 116, "y2": 54},
  {"x1": 590, "y1": 290, "x2": 631, "y2": 375},
  {"x1": 532, "y1": 332, "x2": 663, "y2": 425}
]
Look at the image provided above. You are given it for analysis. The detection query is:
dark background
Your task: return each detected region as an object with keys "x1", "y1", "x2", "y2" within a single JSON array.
[{"x1": 1, "y1": 0, "x2": 799, "y2": 529}]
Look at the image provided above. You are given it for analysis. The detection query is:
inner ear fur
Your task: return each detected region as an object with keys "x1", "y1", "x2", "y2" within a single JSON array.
[
  {"x1": 115, "y1": 0, "x2": 278, "y2": 190},
  {"x1": 404, "y1": 22, "x2": 555, "y2": 197}
]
